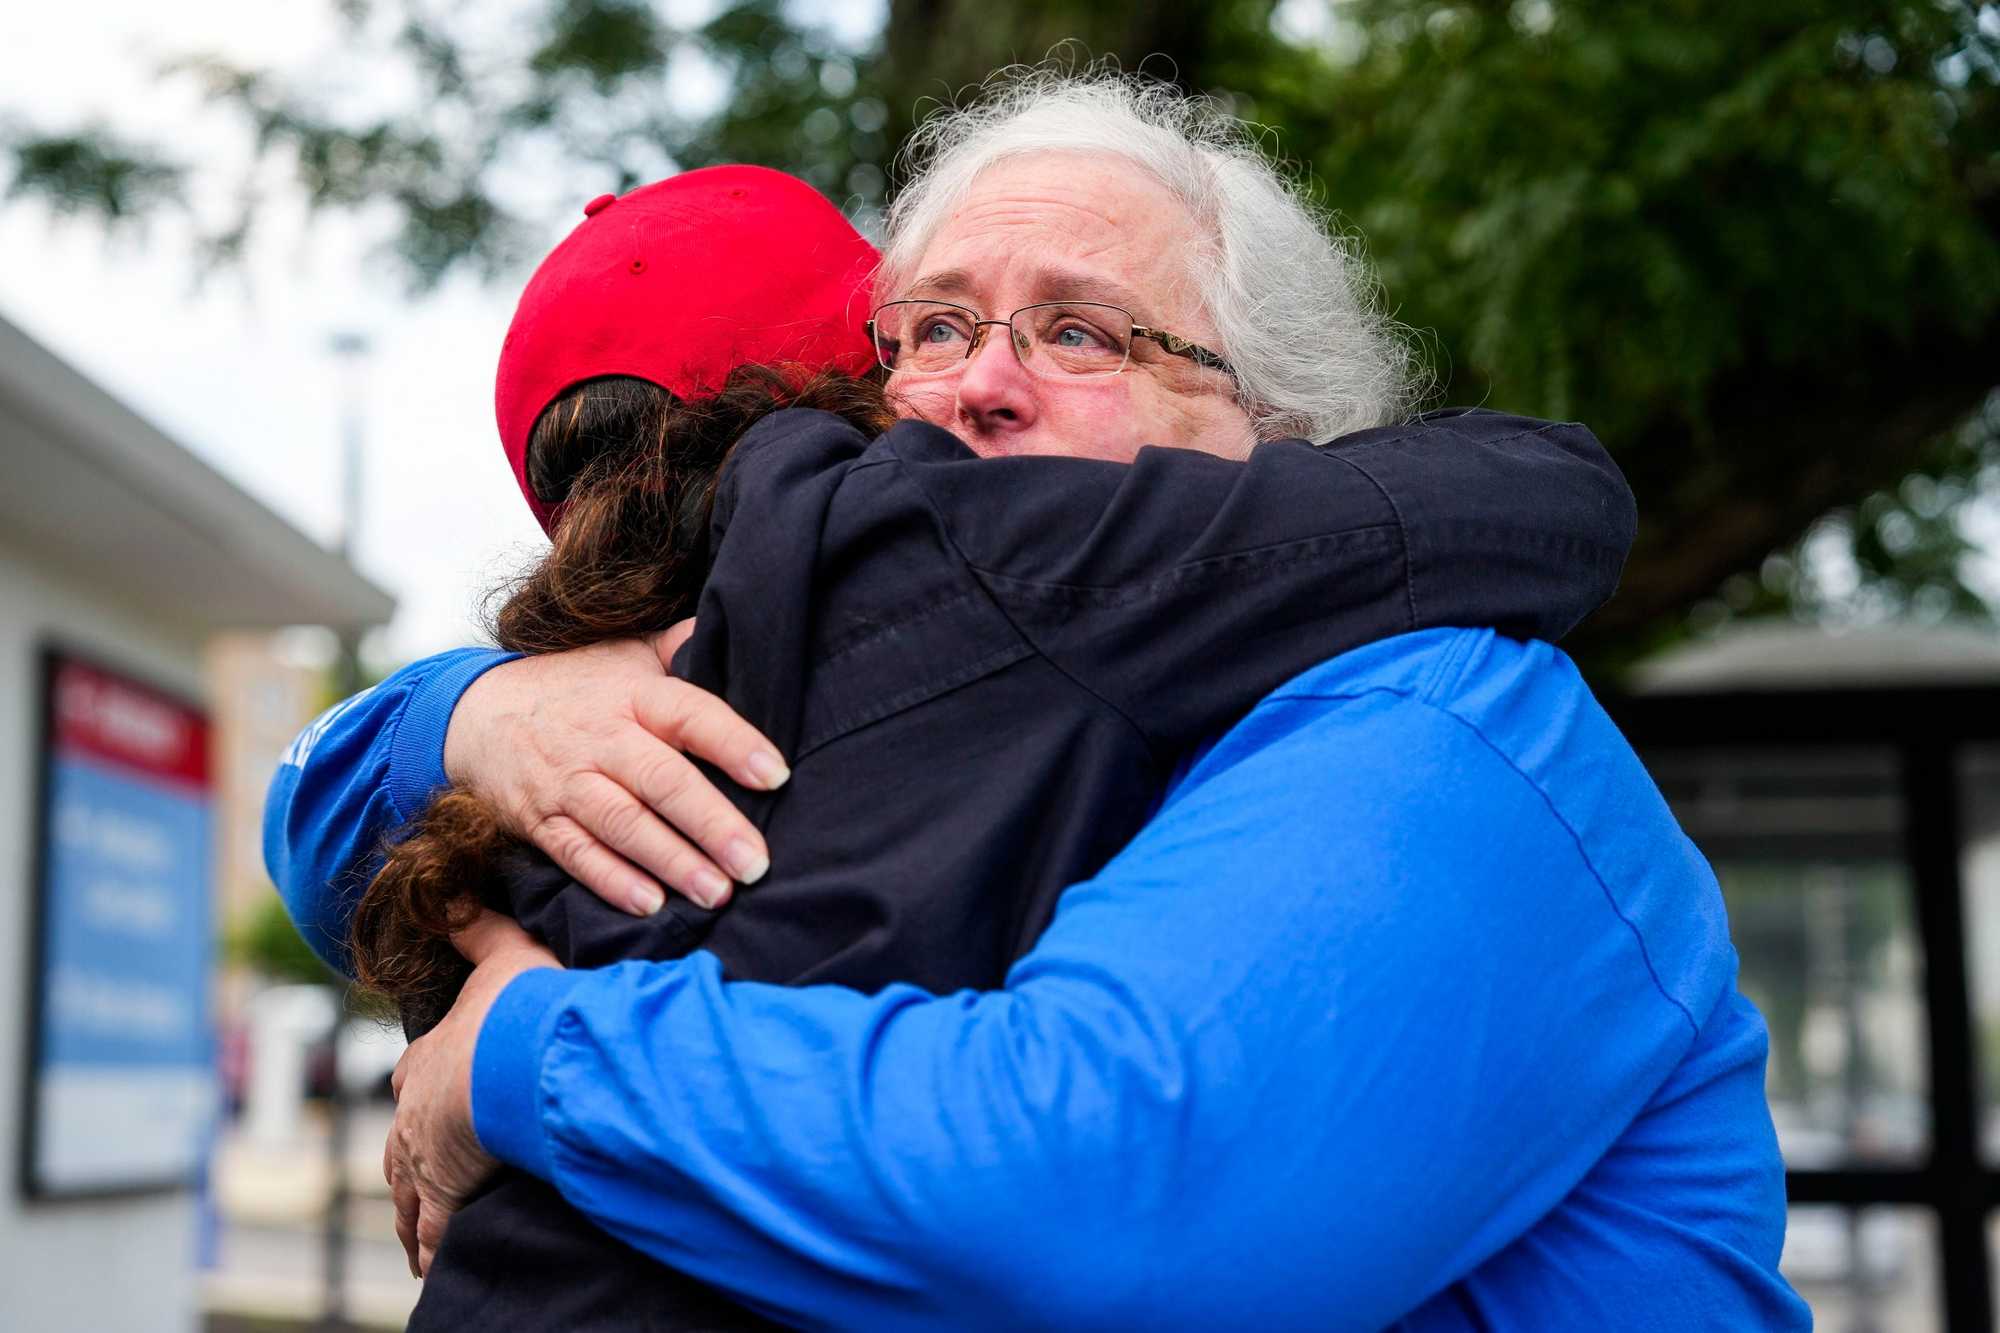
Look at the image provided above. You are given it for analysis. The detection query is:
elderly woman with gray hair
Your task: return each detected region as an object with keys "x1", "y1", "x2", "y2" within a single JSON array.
[{"x1": 269, "y1": 68, "x2": 1805, "y2": 1331}]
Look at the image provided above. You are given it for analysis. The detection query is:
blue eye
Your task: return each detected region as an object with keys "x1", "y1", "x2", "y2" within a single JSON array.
[
  {"x1": 1048, "y1": 317, "x2": 1120, "y2": 353},
  {"x1": 920, "y1": 320, "x2": 968, "y2": 344}
]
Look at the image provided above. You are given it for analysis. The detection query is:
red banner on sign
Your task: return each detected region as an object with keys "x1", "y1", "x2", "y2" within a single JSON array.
[{"x1": 49, "y1": 656, "x2": 210, "y2": 791}]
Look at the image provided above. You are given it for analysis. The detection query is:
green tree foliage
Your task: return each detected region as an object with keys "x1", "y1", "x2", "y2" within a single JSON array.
[
  {"x1": 1258, "y1": 1, "x2": 2000, "y2": 660},
  {"x1": 226, "y1": 893, "x2": 337, "y2": 985},
  {"x1": 5, "y1": 0, "x2": 1998, "y2": 666},
  {"x1": 3, "y1": 128, "x2": 185, "y2": 219}
]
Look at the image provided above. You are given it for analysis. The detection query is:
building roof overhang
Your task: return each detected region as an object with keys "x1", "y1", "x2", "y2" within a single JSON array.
[
  {"x1": 1632, "y1": 620, "x2": 2000, "y2": 695},
  {"x1": 0, "y1": 313, "x2": 394, "y2": 633}
]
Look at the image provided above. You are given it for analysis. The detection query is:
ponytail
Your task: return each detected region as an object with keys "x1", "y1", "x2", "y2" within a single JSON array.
[{"x1": 351, "y1": 365, "x2": 891, "y2": 1032}]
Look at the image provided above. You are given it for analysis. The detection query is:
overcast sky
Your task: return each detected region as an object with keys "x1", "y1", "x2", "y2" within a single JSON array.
[{"x1": 0, "y1": 0, "x2": 878, "y2": 668}]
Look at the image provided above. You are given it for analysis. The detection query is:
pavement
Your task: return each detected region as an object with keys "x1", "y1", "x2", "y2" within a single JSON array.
[
  {"x1": 200, "y1": 1103, "x2": 1969, "y2": 1333},
  {"x1": 203, "y1": 1101, "x2": 419, "y2": 1331}
]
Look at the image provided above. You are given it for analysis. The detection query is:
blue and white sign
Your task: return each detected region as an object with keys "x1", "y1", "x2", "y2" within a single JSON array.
[{"x1": 25, "y1": 651, "x2": 216, "y2": 1197}]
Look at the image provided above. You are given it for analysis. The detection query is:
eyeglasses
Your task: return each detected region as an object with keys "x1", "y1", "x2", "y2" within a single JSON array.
[{"x1": 866, "y1": 300, "x2": 1236, "y2": 382}]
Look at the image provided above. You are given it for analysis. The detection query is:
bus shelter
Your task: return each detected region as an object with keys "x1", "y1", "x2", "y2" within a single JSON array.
[{"x1": 1613, "y1": 622, "x2": 2000, "y2": 1333}]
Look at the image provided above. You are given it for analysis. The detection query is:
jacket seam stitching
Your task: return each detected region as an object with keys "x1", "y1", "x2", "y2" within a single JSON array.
[
  {"x1": 1329, "y1": 420, "x2": 1571, "y2": 459},
  {"x1": 1322, "y1": 450, "x2": 1418, "y2": 630},
  {"x1": 794, "y1": 641, "x2": 1038, "y2": 761},
  {"x1": 1273, "y1": 683, "x2": 1703, "y2": 1039},
  {"x1": 817, "y1": 590, "x2": 986, "y2": 664},
  {"x1": 885, "y1": 456, "x2": 1159, "y2": 761},
  {"x1": 967, "y1": 527, "x2": 1402, "y2": 604}
]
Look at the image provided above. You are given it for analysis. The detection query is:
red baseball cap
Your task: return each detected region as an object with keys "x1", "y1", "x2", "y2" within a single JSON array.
[{"x1": 495, "y1": 165, "x2": 880, "y2": 532}]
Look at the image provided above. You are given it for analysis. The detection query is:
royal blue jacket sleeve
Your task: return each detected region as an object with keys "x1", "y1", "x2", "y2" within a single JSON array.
[
  {"x1": 468, "y1": 631, "x2": 1757, "y2": 1331},
  {"x1": 262, "y1": 647, "x2": 516, "y2": 971}
]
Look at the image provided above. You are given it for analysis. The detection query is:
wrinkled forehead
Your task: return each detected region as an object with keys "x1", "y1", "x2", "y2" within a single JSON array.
[
  {"x1": 885, "y1": 152, "x2": 1209, "y2": 323},
  {"x1": 903, "y1": 261, "x2": 1152, "y2": 314}
]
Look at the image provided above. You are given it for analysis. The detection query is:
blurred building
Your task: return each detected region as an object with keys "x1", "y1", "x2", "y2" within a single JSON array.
[
  {"x1": 0, "y1": 312, "x2": 390, "y2": 1332},
  {"x1": 209, "y1": 636, "x2": 325, "y2": 931},
  {"x1": 1621, "y1": 621, "x2": 2000, "y2": 1333}
]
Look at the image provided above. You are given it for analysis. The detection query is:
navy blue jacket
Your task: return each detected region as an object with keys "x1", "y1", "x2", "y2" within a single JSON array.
[{"x1": 408, "y1": 407, "x2": 1636, "y2": 1330}]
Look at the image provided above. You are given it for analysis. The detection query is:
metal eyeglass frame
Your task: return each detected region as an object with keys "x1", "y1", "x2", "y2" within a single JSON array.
[{"x1": 866, "y1": 299, "x2": 1237, "y2": 381}]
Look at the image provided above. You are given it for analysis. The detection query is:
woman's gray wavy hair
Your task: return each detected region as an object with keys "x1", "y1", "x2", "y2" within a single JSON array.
[{"x1": 878, "y1": 66, "x2": 1423, "y2": 443}]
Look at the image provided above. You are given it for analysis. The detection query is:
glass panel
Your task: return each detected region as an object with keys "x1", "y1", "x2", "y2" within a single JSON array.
[
  {"x1": 1651, "y1": 749, "x2": 1929, "y2": 1165},
  {"x1": 1956, "y1": 749, "x2": 2000, "y2": 1163},
  {"x1": 1781, "y1": 1205, "x2": 1939, "y2": 1333}
]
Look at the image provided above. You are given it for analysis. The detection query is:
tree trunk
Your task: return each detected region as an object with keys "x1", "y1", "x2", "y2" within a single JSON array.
[
  {"x1": 1572, "y1": 314, "x2": 2000, "y2": 666},
  {"x1": 876, "y1": 1, "x2": 1263, "y2": 147}
]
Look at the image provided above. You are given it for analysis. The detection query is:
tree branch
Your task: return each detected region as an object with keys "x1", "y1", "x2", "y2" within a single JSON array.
[{"x1": 1578, "y1": 313, "x2": 2000, "y2": 655}]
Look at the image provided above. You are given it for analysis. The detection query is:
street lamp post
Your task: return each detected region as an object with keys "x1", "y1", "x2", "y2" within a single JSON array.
[{"x1": 321, "y1": 330, "x2": 371, "y2": 1332}]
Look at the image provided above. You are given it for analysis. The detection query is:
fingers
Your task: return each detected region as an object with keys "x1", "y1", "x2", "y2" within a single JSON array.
[
  {"x1": 396, "y1": 1211, "x2": 420, "y2": 1279},
  {"x1": 527, "y1": 812, "x2": 667, "y2": 916},
  {"x1": 395, "y1": 1191, "x2": 421, "y2": 1278},
  {"x1": 505, "y1": 671, "x2": 791, "y2": 918},
  {"x1": 631, "y1": 677, "x2": 789, "y2": 795},
  {"x1": 417, "y1": 1200, "x2": 451, "y2": 1277},
  {"x1": 605, "y1": 727, "x2": 775, "y2": 886},
  {"x1": 387, "y1": 1052, "x2": 420, "y2": 1277},
  {"x1": 389, "y1": 1131, "x2": 421, "y2": 1279},
  {"x1": 558, "y1": 772, "x2": 737, "y2": 911}
]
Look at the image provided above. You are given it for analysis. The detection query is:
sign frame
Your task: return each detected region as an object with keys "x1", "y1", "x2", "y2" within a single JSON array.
[{"x1": 19, "y1": 641, "x2": 215, "y2": 1202}]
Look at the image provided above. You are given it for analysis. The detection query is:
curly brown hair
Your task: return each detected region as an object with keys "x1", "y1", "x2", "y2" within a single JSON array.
[{"x1": 350, "y1": 365, "x2": 892, "y2": 1033}]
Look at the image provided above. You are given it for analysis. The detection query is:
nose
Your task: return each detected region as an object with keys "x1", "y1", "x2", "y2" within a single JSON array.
[{"x1": 953, "y1": 323, "x2": 1038, "y2": 444}]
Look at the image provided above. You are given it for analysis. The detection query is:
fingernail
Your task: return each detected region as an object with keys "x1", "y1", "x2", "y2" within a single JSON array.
[
  {"x1": 724, "y1": 837, "x2": 769, "y2": 885},
  {"x1": 630, "y1": 883, "x2": 664, "y2": 916},
  {"x1": 745, "y1": 750, "x2": 790, "y2": 790},
  {"x1": 691, "y1": 868, "x2": 731, "y2": 909}
]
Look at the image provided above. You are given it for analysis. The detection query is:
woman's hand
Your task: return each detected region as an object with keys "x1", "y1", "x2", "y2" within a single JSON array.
[
  {"x1": 387, "y1": 912, "x2": 560, "y2": 1277},
  {"x1": 442, "y1": 622, "x2": 788, "y2": 915}
]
